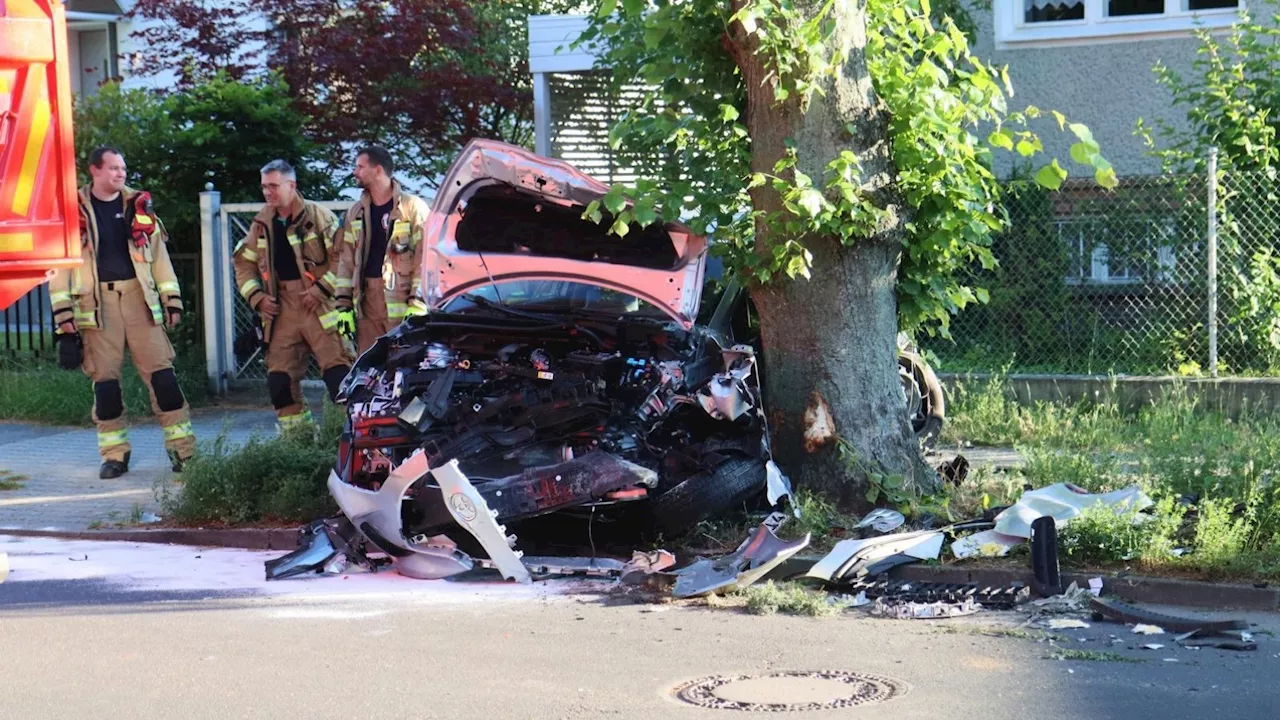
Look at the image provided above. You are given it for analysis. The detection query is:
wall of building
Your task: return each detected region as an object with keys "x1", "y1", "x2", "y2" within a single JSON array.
[{"x1": 970, "y1": 2, "x2": 1215, "y2": 179}]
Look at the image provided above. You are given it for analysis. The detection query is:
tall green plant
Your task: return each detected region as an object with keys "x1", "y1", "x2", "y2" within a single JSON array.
[{"x1": 1138, "y1": 2, "x2": 1280, "y2": 373}]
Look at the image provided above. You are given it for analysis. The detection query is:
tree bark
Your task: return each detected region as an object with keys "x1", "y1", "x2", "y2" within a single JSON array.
[{"x1": 728, "y1": 0, "x2": 938, "y2": 509}]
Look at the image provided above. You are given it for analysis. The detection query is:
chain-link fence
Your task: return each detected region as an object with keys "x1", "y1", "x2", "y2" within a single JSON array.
[
  {"x1": 208, "y1": 196, "x2": 353, "y2": 386},
  {"x1": 921, "y1": 150, "x2": 1280, "y2": 378}
]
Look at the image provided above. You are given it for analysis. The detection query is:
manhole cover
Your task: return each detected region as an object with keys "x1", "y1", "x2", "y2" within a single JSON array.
[{"x1": 671, "y1": 670, "x2": 909, "y2": 712}]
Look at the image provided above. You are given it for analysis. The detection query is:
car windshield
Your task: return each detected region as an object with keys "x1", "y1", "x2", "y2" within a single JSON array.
[{"x1": 443, "y1": 281, "x2": 669, "y2": 317}]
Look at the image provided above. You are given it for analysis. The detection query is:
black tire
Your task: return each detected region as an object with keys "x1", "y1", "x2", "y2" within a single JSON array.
[
  {"x1": 648, "y1": 456, "x2": 766, "y2": 537},
  {"x1": 899, "y1": 351, "x2": 945, "y2": 449}
]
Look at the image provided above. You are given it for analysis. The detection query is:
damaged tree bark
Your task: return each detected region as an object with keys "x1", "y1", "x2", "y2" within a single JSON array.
[{"x1": 728, "y1": 0, "x2": 938, "y2": 508}]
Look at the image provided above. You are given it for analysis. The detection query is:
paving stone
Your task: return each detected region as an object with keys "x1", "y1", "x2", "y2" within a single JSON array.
[{"x1": 0, "y1": 407, "x2": 282, "y2": 531}]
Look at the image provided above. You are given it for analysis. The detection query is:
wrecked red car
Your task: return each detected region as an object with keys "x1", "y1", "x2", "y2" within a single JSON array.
[{"x1": 265, "y1": 140, "x2": 943, "y2": 582}]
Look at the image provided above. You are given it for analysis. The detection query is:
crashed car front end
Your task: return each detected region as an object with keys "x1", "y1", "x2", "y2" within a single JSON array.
[{"x1": 266, "y1": 140, "x2": 793, "y2": 582}]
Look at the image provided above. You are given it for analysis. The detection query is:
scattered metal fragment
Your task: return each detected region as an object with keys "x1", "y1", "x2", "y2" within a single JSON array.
[
  {"x1": 1026, "y1": 582, "x2": 1093, "y2": 616},
  {"x1": 950, "y1": 529, "x2": 1022, "y2": 559},
  {"x1": 1089, "y1": 596, "x2": 1248, "y2": 634},
  {"x1": 1047, "y1": 619, "x2": 1090, "y2": 630},
  {"x1": 670, "y1": 522, "x2": 811, "y2": 599},
  {"x1": 1133, "y1": 624, "x2": 1165, "y2": 636},
  {"x1": 838, "y1": 575, "x2": 1029, "y2": 610},
  {"x1": 994, "y1": 483, "x2": 1153, "y2": 539},
  {"x1": 265, "y1": 517, "x2": 379, "y2": 581},
  {"x1": 857, "y1": 508, "x2": 905, "y2": 534},
  {"x1": 872, "y1": 596, "x2": 980, "y2": 619},
  {"x1": 1177, "y1": 637, "x2": 1257, "y2": 651},
  {"x1": 1140, "y1": 643, "x2": 1165, "y2": 650},
  {"x1": 507, "y1": 556, "x2": 625, "y2": 579},
  {"x1": 805, "y1": 530, "x2": 944, "y2": 584}
]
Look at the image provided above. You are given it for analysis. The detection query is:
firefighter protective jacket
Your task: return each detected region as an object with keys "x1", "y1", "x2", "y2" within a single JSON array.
[
  {"x1": 326, "y1": 180, "x2": 431, "y2": 322},
  {"x1": 232, "y1": 194, "x2": 342, "y2": 343},
  {"x1": 49, "y1": 185, "x2": 184, "y2": 332}
]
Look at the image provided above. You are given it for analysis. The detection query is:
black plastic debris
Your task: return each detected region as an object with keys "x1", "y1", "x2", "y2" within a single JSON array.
[{"x1": 1030, "y1": 515, "x2": 1062, "y2": 598}]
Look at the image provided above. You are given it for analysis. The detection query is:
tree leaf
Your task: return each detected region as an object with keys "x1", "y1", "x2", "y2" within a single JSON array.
[
  {"x1": 988, "y1": 129, "x2": 1014, "y2": 150},
  {"x1": 633, "y1": 204, "x2": 659, "y2": 226},
  {"x1": 1095, "y1": 164, "x2": 1119, "y2": 189},
  {"x1": 597, "y1": 0, "x2": 618, "y2": 18},
  {"x1": 1034, "y1": 160, "x2": 1067, "y2": 190},
  {"x1": 603, "y1": 186, "x2": 627, "y2": 214},
  {"x1": 1070, "y1": 142, "x2": 1095, "y2": 165},
  {"x1": 720, "y1": 104, "x2": 740, "y2": 122},
  {"x1": 797, "y1": 188, "x2": 824, "y2": 217},
  {"x1": 610, "y1": 214, "x2": 631, "y2": 237},
  {"x1": 1068, "y1": 122, "x2": 1094, "y2": 143}
]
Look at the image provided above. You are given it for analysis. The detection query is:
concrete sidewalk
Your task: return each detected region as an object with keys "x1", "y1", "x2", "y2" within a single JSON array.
[{"x1": 0, "y1": 405, "x2": 283, "y2": 532}]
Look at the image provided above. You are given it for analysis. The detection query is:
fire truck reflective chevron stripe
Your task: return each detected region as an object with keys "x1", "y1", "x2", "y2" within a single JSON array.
[{"x1": 10, "y1": 95, "x2": 50, "y2": 217}]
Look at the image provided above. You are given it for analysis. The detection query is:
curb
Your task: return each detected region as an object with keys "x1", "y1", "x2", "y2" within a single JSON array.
[
  {"x1": 0, "y1": 526, "x2": 302, "y2": 551},
  {"x1": 888, "y1": 564, "x2": 1280, "y2": 612},
  {"x1": 767, "y1": 557, "x2": 1279, "y2": 612}
]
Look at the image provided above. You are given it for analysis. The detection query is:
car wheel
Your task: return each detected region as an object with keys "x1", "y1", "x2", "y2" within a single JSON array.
[
  {"x1": 647, "y1": 455, "x2": 766, "y2": 537},
  {"x1": 899, "y1": 350, "x2": 945, "y2": 449}
]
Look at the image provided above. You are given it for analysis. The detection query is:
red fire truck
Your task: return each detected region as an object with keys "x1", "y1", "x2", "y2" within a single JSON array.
[{"x1": 0, "y1": 0, "x2": 80, "y2": 311}]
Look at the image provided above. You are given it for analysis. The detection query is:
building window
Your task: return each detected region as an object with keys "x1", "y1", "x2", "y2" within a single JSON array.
[
  {"x1": 997, "y1": 0, "x2": 1244, "y2": 48},
  {"x1": 1026, "y1": 0, "x2": 1085, "y2": 23}
]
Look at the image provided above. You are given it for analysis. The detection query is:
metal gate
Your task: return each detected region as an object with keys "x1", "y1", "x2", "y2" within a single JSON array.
[{"x1": 199, "y1": 187, "x2": 353, "y2": 393}]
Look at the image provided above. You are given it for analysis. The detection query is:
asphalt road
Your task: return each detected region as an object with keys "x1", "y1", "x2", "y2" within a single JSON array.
[{"x1": 2, "y1": 534, "x2": 1278, "y2": 720}]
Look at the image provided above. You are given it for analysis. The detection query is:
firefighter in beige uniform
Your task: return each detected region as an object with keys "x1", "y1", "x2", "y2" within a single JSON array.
[
  {"x1": 329, "y1": 145, "x2": 431, "y2": 354},
  {"x1": 232, "y1": 159, "x2": 353, "y2": 430},
  {"x1": 49, "y1": 147, "x2": 196, "y2": 479}
]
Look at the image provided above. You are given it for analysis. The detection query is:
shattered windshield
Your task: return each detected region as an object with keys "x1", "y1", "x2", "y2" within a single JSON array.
[{"x1": 443, "y1": 280, "x2": 668, "y2": 317}]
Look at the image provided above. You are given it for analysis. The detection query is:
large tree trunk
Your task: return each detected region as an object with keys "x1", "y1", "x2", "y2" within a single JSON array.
[{"x1": 728, "y1": 0, "x2": 938, "y2": 508}]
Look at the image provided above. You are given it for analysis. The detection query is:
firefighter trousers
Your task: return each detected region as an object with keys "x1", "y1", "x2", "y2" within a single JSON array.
[
  {"x1": 82, "y1": 279, "x2": 196, "y2": 464},
  {"x1": 356, "y1": 279, "x2": 396, "y2": 355},
  {"x1": 264, "y1": 280, "x2": 353, "y2": 429}
]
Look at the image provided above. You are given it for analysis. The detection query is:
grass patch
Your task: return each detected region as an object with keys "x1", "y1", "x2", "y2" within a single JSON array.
[
  {"x1": 1047, "y1": 649, "x2": 1143, "y2": 663},
  {"x1": 0, "y1": 469, "x2": 26, "y2": 491},
  {"x1": 739, "y1": 581, "x2": 847, "y2": 617},
  {"x1": 940, "y1": 373, "x2": 1280, "y2": 582},
  {"x1": 159, "y1": 402, "x2": 342, "y2": 525},
  {"x1": 0, "y1": 353, "x2": 209, "y2": 426}
]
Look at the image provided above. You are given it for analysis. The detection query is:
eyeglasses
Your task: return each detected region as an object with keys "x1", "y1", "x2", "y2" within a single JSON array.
[{"x1": 261, "y1": 182, "x2": 294, "y2": 191}]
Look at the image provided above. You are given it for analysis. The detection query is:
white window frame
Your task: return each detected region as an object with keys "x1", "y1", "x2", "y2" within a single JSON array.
[
  {"x1": 995, "y1": 0, "x2": 1245, "y2": 49},
  {"x1": 1059, "y1": 216, "x2": 1178, "y2": 286}
]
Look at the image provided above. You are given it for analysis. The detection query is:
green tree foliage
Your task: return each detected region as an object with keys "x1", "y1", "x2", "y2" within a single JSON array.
[
  {"x1": 73, "y1": 71, "x2": 333, "y2": 256},
  {"x1": 579, "y1": 0, "x2": 1115, "y2": 340}
]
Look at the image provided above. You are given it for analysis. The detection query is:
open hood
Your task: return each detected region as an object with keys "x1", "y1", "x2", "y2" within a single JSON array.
[{"x1": 422, "y1": 139, "x2": 708, "y2": 328}]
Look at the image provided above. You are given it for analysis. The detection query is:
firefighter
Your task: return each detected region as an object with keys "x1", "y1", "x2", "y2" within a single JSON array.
[
  {"x1": 329, "y1": 145, "x2": 432, "y2": 354},
  {"x1": 49, "y1": 147, "x2": 196, "y2": 479},
  {"x1": 232, "y1": 159, "x2": 353, "y2": 431}
]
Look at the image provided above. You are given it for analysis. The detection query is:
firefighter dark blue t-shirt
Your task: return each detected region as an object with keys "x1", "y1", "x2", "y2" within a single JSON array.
[
  {"x1": 91, "y1": 194, "x2": 137, "y2": 282},
  {"x1": 363, "y1": 199, "x2": 394, "y2": 278},
  {"x1": 272, "y1": 213, "x2": 302, "y2": 281}
]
